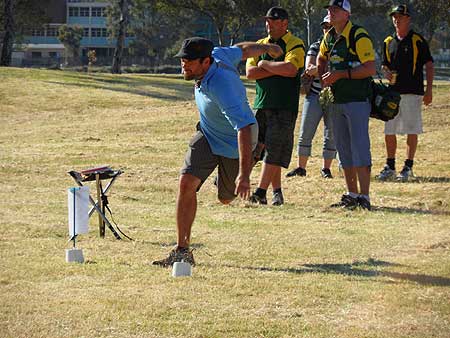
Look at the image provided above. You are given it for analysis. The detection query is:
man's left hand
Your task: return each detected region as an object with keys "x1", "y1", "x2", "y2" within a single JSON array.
[
  {"x1": 235, "y1": 174, "x2": 251, "y2": 200},
  {"x1": 321, "y1": 71, "x2": 340, "y2": 87}
]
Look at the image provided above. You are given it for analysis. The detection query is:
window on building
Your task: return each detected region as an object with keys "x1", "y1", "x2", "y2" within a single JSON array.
[
  {"x1": 80, "y1": 7, "x2": 90, "y2": 17},
  {"x1": 46, "y1": 28, "x2": 57, "y2": 37},
  {"x1": 101, "y1": 28, "x2": 108, "y2": 37},
  {"x1": 69, "y1": 7, "x2": 79, "y2": 17},
  {"x1": 91, "y1": 28, "x2": 101, "y2": 38},
  {"x1": 83, "y1": 28, "x2": 90, "y2": 37},
  {"x1": 91, "y1": 7, "x2": 105, "y2": 17},
  {"x1": 31, "y1": 29, "x2": 44, "y2": 36},
  {"x1": 49, "y1": 52, "x2": 58, "y2": 58},
  {"x1": 32, "y1": 52, "x2": 42, "y2": 59}
]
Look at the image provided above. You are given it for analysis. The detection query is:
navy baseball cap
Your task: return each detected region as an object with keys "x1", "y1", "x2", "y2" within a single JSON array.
[
  {"x1": 264, "y1": 7, "x2": 289, "y2": 20},
  {"x1": 390, "y1": 4, "x2": 411, "y2": 17},
  {"x1": 174, "y1": 37, "x2": 214, "y2": 60}
]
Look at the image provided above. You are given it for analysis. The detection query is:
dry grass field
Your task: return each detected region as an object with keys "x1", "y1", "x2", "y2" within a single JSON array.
[{"x1": 0, "y1": 67, "x2": 449, "y2": 338}]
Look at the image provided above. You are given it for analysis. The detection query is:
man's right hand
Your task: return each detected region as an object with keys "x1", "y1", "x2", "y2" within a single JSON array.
[{"x1": 235, "y1": 174, "x2": 251, "y2": 200}]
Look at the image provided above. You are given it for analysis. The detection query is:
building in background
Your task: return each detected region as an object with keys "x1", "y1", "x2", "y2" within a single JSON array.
[{"x1": 16, "y1": 0, "x2": 133, "y2": 66}]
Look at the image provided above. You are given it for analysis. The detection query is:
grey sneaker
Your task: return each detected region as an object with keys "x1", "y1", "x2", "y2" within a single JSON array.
[
  {"x1": 272, "y1": 191, "x2": 284, "y2": 206},
  {"x1": 286, "y1": 167, "x2": 306, "y2": 177},
  {"x1": 249, "y1": 193, "x2": 268, "y2": 205},
  {"x1": 330, "y1": 194, "x2": 359, "y2": 210},
  {"x1": 152, "y1": 247, "x2": 195, "y2": 267},
  {"x1": 397, "y1": 166, "x2": 414, "y2": 182},
  {"x1": 376, "y1": 165, "x2": 396, "y2": 181}
]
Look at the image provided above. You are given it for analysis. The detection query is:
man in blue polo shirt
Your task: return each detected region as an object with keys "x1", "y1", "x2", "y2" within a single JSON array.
[{"x1": 152, "y1": 37, "x2": 282, "y2": 267}]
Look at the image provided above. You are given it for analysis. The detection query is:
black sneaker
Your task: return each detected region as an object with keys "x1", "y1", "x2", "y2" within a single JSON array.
[
  {"x1": 330, "y1": 194, "x2": 359, "y2": 210},
  {"x1": 272, "y1": 191, "x2": 284, "y2": 206},
  {"x1": 152, "y1": 247, "x2": 195, "y2": 267},
  {"x1": 286, "y1": 167, "x2": 306, "y2": 177},
  {"x1": 357, "y1": 197, "x2": 371, "y2": 211},
  {"x1": 249, "y1": 193, "x2": 267, "y2": 205},
  {"x1": 320, "y1": 168, "x2": 333, "y2": 179}
]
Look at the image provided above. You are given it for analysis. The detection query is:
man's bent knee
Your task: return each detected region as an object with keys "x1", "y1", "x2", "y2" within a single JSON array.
[{"x1": 179, "y1": 174, "x2": 201, "y2": 194}]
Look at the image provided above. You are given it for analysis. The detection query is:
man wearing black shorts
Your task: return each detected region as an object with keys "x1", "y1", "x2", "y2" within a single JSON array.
[{"x1": 246, "y1": 6, "x2": 305, "y2": 206}]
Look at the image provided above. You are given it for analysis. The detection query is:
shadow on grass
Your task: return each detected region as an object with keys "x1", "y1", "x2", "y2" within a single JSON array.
[
  {"x1": 45, "y1": 77, "x2": 193, "y2": 101},
  {"x1": 386, "y1": 176, "x2": 450, "y2": 184},
  {"x1": 372, "y1": 205, "x2": 450, "y2": 216},
  {"x1": 219, "y1": 258, "x2": 450, "y2": 286},
  {"x1": 46, "y1": 72, "x2": 257, "y2": 101}
]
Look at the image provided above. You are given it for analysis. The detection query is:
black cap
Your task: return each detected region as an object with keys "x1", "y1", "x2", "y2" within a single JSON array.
[
  {"x1": 174, "y1": 37, "x2": 214, "y2": 60},
  {"x1": 324, "y1": 0, "x2": 351, "y2": 14},
  {"x1": 389, "y1": 4, "x2": 411, "y2": 17},
  {"x1": 264, "y1": 6, "x2": 288, "y2": 20}
]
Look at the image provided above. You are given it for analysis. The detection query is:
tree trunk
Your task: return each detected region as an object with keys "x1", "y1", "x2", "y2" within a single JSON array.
[
  {"x1": 215, "y1": 25, "x2": 224, "y2": 46},
  {"x1": 1, "y1": 0, "x2": 15, "y2": 66},
  {"x1": 111, "y1": 0, "x2": 129, "y2": 74},
  {"x1": 303, "y1": 0, "x2": 311, "y2": 47}
]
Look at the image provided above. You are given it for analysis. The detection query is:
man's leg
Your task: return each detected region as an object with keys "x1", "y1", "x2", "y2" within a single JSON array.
[
  {"x1": 385, "y1": 134, "x2": 397, "y2": 158},
  {"x1": 258, "y1": 162, "x2": 278, "y2": 190},
  {"x1": 343, "y1": 167, "x2": 358, "y2": 194},
  {"x1": 356, "y1": 166, "x2": 370, "y2": 196},
  {"x1": 406, "y1": 134, "x2": 418, "y2": 160},
  {"x1": 271, "y1": 165, "x2": 282, "y2": 190},
  {"x1": 176, "y1": 174, "x2": 201, "y2": 248}
]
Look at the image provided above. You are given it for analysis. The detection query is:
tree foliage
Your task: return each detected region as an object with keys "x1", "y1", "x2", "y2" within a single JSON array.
[
  {"x1": 0, "y1": 0, "x2": 51, "y2": 66},
  {"x1": 126, "y1": 0, "x2": 195, "y2": 58},
  {"x1": 160, "y1": 0, "x2": 275, "y2": 45},
  {"x1": 58, "y1": 24, "x2": 83, "y2": 59}
]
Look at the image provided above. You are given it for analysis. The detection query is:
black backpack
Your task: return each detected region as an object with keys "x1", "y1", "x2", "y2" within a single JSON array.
[{"x1": 348, "y1": 25, "x2": 401, "y2": 121}]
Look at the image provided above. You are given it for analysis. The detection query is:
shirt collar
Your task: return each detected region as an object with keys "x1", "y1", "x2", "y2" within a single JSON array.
[
  {"x1": 269, "y1": 30, "x2": 292, "y2": 44},
  {"x1": 340, "y1": 20, "x2": 353, "y2": 48},
  {"x1": 195, "y1": 62, "x2": 217, "y2": 90}
]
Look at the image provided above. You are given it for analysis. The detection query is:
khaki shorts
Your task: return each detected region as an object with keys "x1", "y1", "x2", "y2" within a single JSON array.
[
  {"x1": 385, "y1": 94, "x2": 423, "y2": 135},
  {"x1": 180, "y1": 130, "x2": 238, "y2": 201}
]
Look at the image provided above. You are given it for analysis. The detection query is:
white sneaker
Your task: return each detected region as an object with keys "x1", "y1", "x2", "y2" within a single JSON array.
[
  {"x1": 376, "y1": 165, "x2": 396, "y2": 181},
  {"x1": 397, "y1": 166, "x2": 414, "y2": 182}
]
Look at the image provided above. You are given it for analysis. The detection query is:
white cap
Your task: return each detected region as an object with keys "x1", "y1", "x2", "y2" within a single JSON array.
[{"x1": 325, "y1": 0, "x2": 351, "y2": 14}]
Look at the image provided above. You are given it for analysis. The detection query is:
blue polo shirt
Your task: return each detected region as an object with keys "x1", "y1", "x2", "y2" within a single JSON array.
[{"x1": 195, "y1": 46, "x2": 256, "y2": 159}]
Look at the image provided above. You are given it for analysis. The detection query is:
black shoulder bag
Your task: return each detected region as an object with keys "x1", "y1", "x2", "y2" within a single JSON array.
[{"x1": 348, "y1": 25, "x2": 401, "y2": 121}]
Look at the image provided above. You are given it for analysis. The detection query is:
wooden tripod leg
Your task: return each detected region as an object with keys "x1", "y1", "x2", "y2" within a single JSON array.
[{"x1": 96, "y1": 174, "x2": 105, "y2": 237}]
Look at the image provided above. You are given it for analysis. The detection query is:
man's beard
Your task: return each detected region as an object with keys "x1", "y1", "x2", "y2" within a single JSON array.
[{"x1": 183, "y1": 73, "x2": 196, "y2": 81}]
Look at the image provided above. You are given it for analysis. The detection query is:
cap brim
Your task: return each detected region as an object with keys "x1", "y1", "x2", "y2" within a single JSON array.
[
  {"x1": 263, "y1": 15, "x2": 287, "y2": 20},
  {"x1": 389, "y1": 10, "x2": 410, "y2": 16},
  {"x1": 174, "y1": 52, "x2": 196, "y2": 59}
]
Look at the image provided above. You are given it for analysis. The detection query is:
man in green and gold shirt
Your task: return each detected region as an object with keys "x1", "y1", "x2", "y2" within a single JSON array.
[
  {"x1": 246, "y1": 6, "x2": 305, "y2": 206},
  {"x1": 317, "y1": 0, "x2": 376, "y2": 210}
]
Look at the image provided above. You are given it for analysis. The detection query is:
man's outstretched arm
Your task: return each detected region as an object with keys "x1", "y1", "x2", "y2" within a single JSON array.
[{"x1": 234, "y1": 42, "x2": 282, "y2": 60}]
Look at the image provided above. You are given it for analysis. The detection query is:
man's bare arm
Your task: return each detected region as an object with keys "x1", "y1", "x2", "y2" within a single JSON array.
[
  {"x1": 234, "y1": 124, "x2": 253, "y2": 200},
  {"x1": 257, "y1": 60, "x2": 298, "y2": 77},
  {"x1": 423, "y1": 61, "x2": 434, "y2": 105},
  {"x1": 234, "y1": 42, "x2": 282, "y2": 60}
]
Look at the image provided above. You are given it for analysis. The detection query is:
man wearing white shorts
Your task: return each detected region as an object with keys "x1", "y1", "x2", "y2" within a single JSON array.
[{"x1": 376, "y1": 4, "x2": 434, "y2": 182}]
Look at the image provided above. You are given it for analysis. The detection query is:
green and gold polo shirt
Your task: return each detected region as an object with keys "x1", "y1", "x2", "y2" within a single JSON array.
[
  {"x1": 246, "y1": 31, "x2": 305, "y2": 112},
  {"x1": 319, "y1": 21, "x2": 375, "y2": 104}
]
